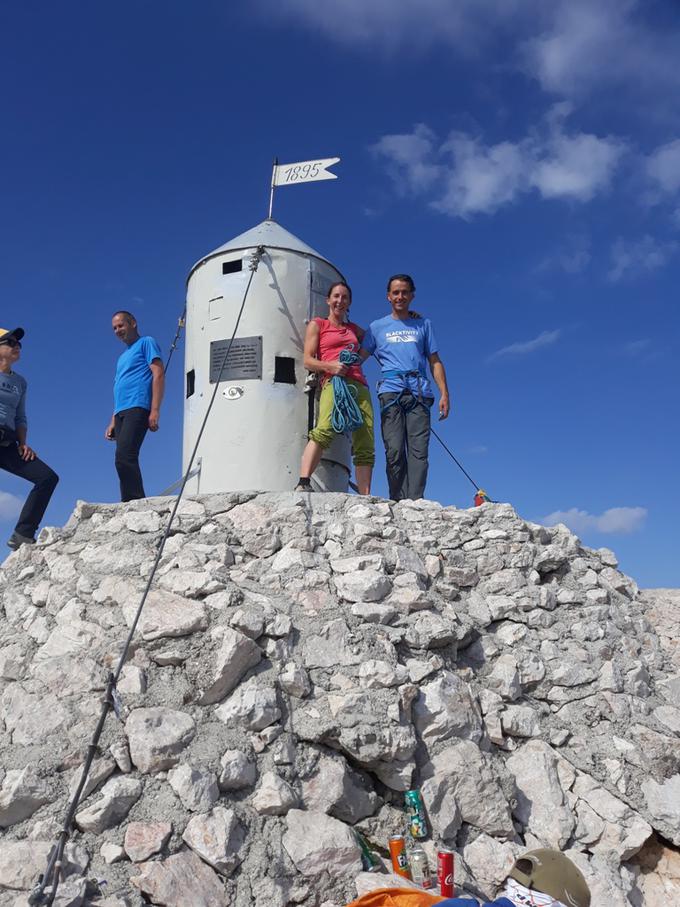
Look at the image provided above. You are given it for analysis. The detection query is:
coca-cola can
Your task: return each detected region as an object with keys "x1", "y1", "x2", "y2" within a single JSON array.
[{"x1": 437, "y1": 848, "x2": 454, "y2": 898}]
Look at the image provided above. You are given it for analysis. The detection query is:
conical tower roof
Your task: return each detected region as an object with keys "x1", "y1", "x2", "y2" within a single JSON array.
[{"x1": 189, "y1": 219, "x2": 338, "y2": 277}]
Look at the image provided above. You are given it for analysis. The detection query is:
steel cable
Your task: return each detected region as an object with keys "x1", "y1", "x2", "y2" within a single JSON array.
[{"x1": 30, "y1": 246, "x2": 265, "y2": 906}]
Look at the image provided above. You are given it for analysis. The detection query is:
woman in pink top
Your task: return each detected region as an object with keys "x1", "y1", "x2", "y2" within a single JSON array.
[{"x1": 295, "y1": 282, "x2": 374, "y2": 494}]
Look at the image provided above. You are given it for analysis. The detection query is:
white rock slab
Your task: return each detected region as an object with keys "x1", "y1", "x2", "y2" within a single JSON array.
[
  {"x1": 282, "y1": 809, "x2": 362, "y2": 877},
  {"x1": 126, "y1": 707, "x2": 196, "y2": 773}
]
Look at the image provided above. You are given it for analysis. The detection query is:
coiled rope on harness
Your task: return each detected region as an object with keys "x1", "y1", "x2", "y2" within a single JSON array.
[
  {"x1": 330, "y1": 346, "x2": 363, "y2": 435},
  {"x1": 29, "y1": 246, "x2": 265, "y2": 907}
]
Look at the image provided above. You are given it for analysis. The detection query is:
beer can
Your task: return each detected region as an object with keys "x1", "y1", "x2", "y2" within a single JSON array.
[
  {"x1": 437, "y1": 848, "x2": 454, "y2": 898},
  {"x1": 409, "y1": 846, "x2": 433, "y2": 890},
  {"x1": 354, "y1": 831, "x2": 381, "y2": 873},
  {"x1": 404, "y1": 789, "x2": 428, "y2": 839},
  {"x1": 388, "y1": 835, "x2": 411, "y2": 879}
]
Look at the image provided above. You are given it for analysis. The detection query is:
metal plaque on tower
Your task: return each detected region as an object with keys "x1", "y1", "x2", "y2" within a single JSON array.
[{"x1": 209, "y1": 336, "x2": 262, "y2": 383}]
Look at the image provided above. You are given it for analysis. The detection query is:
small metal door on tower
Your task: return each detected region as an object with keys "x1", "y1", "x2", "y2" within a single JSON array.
[{"x1": 183, "y1": 219, "x2": 352, "y2": 494}]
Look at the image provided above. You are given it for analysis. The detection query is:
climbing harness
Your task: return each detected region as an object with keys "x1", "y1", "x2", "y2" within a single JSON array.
[
  {"x1": 377, "y1": 369, "x2": 427, "y2": 415},
  {"x1": 30, "y1": 246, "x2": 265, "y2": 907},
  {"x1": 330, "y1": 346, "x2": 363, "y2": 434}
]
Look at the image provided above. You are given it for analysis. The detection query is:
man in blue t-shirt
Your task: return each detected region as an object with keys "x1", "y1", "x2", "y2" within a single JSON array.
[
  {"x1": 361, "y1": 274, "x2": 450, "y2": 501},
  {"x1": 105, "y1": 311, "x2": 164, "y2": 502}
]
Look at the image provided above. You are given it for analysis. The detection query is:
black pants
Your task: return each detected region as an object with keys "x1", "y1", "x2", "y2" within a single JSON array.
[
  {"x1": 379, "y1": 393, "x2": 433, "y2": 501},
  {"x1": 114, "y1": 407, "x2": 149, "y2": 502},
  {"x1": 0, "y1": 443, "x2": 59, "y2": 538}
]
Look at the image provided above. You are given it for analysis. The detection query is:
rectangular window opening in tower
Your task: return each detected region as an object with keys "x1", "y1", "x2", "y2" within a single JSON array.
[
  {"x1": 274, "y1": 357, "x2": 296, "y2": 384},
  {"x1": 222, "y1": 260, "x2": 243, "y2": 275}
]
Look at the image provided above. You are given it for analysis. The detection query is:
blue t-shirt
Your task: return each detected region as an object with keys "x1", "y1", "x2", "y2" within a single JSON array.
[
  {"x1": 0, "y1": 371, "x2": 27, "y2": 430},
  {"x1": 361, "y1": 314, "x2": 438, "y2": 398},
  {"x1": 113, "y1": 336, "x2": 162, "y2": 414}
]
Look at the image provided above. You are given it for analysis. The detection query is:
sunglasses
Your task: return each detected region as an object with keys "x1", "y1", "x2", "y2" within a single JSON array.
[{"x1": 1, "y1": 338, "x2": 21, "y2": 348}]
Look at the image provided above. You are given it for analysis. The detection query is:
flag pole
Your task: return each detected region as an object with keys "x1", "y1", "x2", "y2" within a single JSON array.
[{"x1": 268, "y1": 157, "x2": 278, "y2": 220}]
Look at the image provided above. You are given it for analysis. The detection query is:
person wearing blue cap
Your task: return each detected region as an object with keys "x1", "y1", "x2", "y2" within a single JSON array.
[{"x1": 0, "y1": 327, "x2": 59, "y2": 550}]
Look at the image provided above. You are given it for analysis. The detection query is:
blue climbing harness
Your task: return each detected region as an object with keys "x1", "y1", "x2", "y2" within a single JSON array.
[
  {"x1": 330, "y1": 346, "x2": 364, "y2": 434},
  {"x1": 378, "y1": 368, "x2": 428, "y2": 415}
]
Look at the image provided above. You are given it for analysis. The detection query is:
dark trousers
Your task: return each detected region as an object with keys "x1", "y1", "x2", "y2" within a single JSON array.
[
  {"x1": 0, "y1": 443, "x2": 59, "y2": 538},
  {"x1": 114, "y1": 407, "x2": 149, "y2": 502},
  {"x1": 379, "y1": 393, "x2": 433, "y2": 501}
]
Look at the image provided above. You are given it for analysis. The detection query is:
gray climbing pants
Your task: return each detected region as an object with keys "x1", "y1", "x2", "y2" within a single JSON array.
[{"x1": 379, "y1": 393, "x2": 433, "y2": 501}]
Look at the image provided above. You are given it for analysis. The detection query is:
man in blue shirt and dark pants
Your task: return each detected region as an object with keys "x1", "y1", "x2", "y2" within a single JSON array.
[
  {"x1": 361, "y1": 275, "x2": 450, "y2": 501},
  {"x1": 106, "y1": 312, "x2": 164, "y2": 502}
]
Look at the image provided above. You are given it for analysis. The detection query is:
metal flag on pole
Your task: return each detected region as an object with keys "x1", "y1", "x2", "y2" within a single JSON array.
[{"x1": 268, "y1": 156, "x2": 340, "y2": 218}]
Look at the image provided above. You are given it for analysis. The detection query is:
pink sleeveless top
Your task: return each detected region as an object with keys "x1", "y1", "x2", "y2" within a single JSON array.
[{"x1": 313, "y1": 318, "x2": 368, "y2": 386}]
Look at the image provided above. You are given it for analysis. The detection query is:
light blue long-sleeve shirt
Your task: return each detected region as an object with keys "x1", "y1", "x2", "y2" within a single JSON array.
[{"x1": 0, "y1": 370, "x2": 27, "y2": 430}]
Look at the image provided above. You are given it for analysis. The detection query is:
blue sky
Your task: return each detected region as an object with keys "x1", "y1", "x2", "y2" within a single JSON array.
[{"x1": 1, "y1": 0, "x2": 678, "y2": 586}]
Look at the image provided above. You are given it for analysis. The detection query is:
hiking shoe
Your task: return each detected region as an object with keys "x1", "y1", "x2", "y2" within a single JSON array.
[
  {"x1": 7, "y1": 531, "x2": 36, "y2": 551},
  {"x1": 294, "y1": 482, "x2": 313, "y2": 492}
]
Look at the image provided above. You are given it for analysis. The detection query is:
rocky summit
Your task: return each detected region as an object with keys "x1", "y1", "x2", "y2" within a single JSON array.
[{"x1": 1, "y1": 492, "x2": 679, "y2": 907}]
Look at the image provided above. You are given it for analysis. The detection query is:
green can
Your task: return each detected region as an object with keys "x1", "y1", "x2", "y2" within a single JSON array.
[
  {"x1": 405, "y1": 789, "x2": 428, "y2": 839},
  {"x1": 354, "y1": 831, "x2": 382, "y2": 872}
]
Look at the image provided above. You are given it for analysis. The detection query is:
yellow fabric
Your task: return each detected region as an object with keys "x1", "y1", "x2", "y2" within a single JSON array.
[
  {"x1": 345, "y1": 888, "x2": 444, "y2": 907},
  {"x1": 308, "y1": 379, "x2": 375, "y2": 466}
]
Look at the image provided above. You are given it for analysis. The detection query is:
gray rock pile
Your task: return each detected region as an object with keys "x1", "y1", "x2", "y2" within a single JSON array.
[{"x1": 1, "y1": 492, "x2": 679, "y2": 906}]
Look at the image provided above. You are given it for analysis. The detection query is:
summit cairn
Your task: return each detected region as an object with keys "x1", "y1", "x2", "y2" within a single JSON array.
[{"x1": 1, "y1": 492, "x2": 679, "y2": 905}]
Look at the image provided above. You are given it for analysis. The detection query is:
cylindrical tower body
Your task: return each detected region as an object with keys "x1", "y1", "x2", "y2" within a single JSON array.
[{"x1": 183, "y1": 219, "x2": 351, "y2": 493}]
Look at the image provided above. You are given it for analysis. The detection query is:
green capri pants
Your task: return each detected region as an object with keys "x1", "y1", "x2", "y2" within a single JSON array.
[{"x1": 309, "y1": 379, "x2": 375, "y2": 466}]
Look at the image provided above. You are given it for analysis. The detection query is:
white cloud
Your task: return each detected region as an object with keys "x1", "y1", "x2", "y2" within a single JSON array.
[
  {"x1": 372, "y1": 106, "x2": 625, "y2": 218},
  {"x1": 543, "y1": 506, "x2": 647, "y2": 535},
  {"x1": 253, "y1": 0, "x2": 531, "y2": 51},
  {"x1": 371, "y1": 124, "x2": 440, "y2": 195},
  {"x1": 255, "y1": 0, "x2": 680, "y2": 101},
  {"x1": 536, "y1": 235, "x2": 591, "y2": 275},
  {"x1": 607, "y1": 235, "x2": 679, "y2": 282},
  {"x1": 488, "y1": 329, "x2": 560, "y2": 360},
  {"x1": 622, "y1": 339, "x2": 652, "y2": 357},
  {"x1": 0, "y1": 491, "x2": 22, "y2": 521},
  {"x1": 646, "y1": 139, "x2": 680, "y2": 197}
]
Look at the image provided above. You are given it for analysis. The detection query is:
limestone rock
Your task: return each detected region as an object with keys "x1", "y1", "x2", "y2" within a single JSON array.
[
  {"x1": 197, "y1": 627, "x2": 262, "y2": 705},
  {"x1": 121, "y1": 590, "x2": 208, "y2": 641},
  {"x1": 282, "y1": 809, "x2": 362, "y2": 877},
  {"x1": 215, "y1": 679, "x2": 281, "y2": 731},
  {"x1": 507, "y1": 741, "x2": 575, "y2": 849},
  {"x1": 130, "y1": 850, "x2": 227, "y2": 906},
  {"x1": 488, "y1": 654, "x2": 522, "y2": 701},
  {"x1": 126, "y1": 707, "x2": 196, "y2": 773},
  {"x1": 278, "y1": 661, "x2": 311, "y2": 698},
  {"x1": 301, "y1": 753, "x2": 378, "y2": 824},
  {"x1": 0, "y1": 766, "x2": 52, "y2": 828},
  {"x1": 462, "y1": 834, "x2": 523, "y2": 896},
  {"x1": 0, "y1": 840, "x2": 52, "y2": 890},
  {"x1": 124, "y1": 821, "x2": 173, "y2": 861},
  {"x1": 251, "y1": 770, "x2": 297, "y2": 815},
  {"x1": 182, "y1": 806, "x2": 243, "y2": 876},
  {"x1": 413, "y1": 671, "x2": 483, "y2": 744},
  {"x1": 218, "y1": 749, "x2": 257, "y2": 790},
  {"x1": 334, "y1": 571, "x2": 392, "y2": 603},
  {"x1": 422, "y1": 741, "x2": 515, "y2": 838},
  {"x1": 101, "y1": 842, "x2": 126, "y2": 864},
  {"x1": 75, "y1": 777, "x2": 143, "y2": 833},
  {"x1": 642, "y1": 774, "x2": 680, "y2": 845},
  {"x1": 358, "y1": 659, "x2": 407, "y2": 689},
  {"x1": 168, "y1": 764, "x2": 219, "y2": 812}
]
